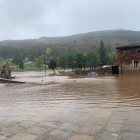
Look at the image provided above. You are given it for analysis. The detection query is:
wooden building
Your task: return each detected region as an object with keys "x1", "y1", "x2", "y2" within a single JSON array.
[{"x1": 115, "y1": 42, "x2": 140, "y2": 74}]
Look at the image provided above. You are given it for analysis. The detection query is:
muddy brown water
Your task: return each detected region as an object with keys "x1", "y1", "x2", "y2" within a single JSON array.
[{"x1": 0, "y1": 71, "x2": 140, "y2": 126}]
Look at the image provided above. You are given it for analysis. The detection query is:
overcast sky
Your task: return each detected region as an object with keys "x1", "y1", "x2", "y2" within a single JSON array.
[{"x1": 0, "y1": 0, "x2": 139, "y2": 41}]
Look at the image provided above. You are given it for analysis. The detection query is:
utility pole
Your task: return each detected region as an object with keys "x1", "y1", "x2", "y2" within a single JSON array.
[{"x1": 44, "y1": 55, "x2": 46, "y2": 74}]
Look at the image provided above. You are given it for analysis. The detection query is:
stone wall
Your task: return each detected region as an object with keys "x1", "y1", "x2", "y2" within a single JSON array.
[
  {"x1": 119, "y1": 60, "x2": 140, "y2": 71},
  {"x1": 75, "y1": 67, "x2": 112, "y2": 75},
  {"x1": 119, "y1": 70, "x2": 140, "y2": 74},
  {"x1": 118, "y1": 59, "x2": 140, "y2": 74}
]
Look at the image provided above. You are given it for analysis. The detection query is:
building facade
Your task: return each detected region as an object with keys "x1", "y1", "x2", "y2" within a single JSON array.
[{"x1": 115, "y1": 43, "x2": 140, "y2": 74}]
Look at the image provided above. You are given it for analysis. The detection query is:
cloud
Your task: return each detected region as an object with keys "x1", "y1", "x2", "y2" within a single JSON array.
[{"x1": 0, "y1": 0, "x2": 140, "y2": 40}]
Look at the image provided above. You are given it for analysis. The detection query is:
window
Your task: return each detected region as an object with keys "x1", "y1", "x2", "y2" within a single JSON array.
[
  {"x1": 137, "y1": 50, "x2": 140, "y2": 53},
  {"x1": 134, "y1": 61, "x2": 139, "y2": 67}
]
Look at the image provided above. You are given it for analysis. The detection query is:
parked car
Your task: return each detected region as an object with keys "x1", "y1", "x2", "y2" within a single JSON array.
[{"x1": 102, "y1": 65, "x2": 111, "y2": 68}]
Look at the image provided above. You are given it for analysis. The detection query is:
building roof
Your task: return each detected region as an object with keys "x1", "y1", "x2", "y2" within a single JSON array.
[
  {"x1": 3, "y1": 63, "x2": 9, "y2": 67},
  {"x1": 116, "y1": 42, "x2": 140, "y2": 49}
]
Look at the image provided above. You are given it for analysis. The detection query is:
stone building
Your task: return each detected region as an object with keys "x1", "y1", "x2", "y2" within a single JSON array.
[
  {"x1": 115, "y1": 42, "x2": 140, "y2": 74},
  {"x1": 1, "y1": 63, "x2": 11, "y2": 79}
]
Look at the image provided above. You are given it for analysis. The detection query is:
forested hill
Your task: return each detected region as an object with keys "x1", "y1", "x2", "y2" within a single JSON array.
[{"x1": 1, "y1": 30, "x2": 140, "y2": 46}]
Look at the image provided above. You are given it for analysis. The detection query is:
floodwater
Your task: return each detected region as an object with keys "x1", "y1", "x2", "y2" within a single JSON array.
[{"x1": 1, "y1": 71, "x2": 140, "y2": 139}]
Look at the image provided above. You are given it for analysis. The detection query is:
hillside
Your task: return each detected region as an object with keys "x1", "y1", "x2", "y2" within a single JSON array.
[
  {"x1": 0, "y1": 29, "x2": 140, "y2": 61},
  {"x1": 0, "y1": 30, "x2": 140, "y2": 46}
]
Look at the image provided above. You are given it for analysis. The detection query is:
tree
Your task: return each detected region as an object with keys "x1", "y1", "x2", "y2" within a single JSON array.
[
  {"x1": 58, "y1": 54, "x2": 67, "y2": 71},
  {"x1": 48, "y1": 59, "x2": 57, "y2": 73},
  {"x1": 12, "y1": 54, "x2": 21, "y2": 65},
  {"x1": 82, "y1": 55, "x2": 87, "y2": 70},
  {"x1": 98, "y1": 40, "x2": 107, "y2": 65},
  {"x1": 75, "y1": 52, "x2": 84, "y2": 70},
  {"x1": 46, "y1": 48, "x2": 52, "y2": 60},
  {"x1": 66, "y1": 52, "x2": 76, "y2": 71},
  {"x1": 106, "y1": 52, "x2": 116, "y2": 65},
  {"x1": 35, "y1": 57, "x2": 43, "y2": 70},
  {"x1": 19, "y1": 60, "x2": 24, "y2": 71},
  {"x1": 0, "y1": 65, "x2": 2, "y2": 71},
  {"x1": 87, "y1": 50, "x2": 100, "y2": 69}
]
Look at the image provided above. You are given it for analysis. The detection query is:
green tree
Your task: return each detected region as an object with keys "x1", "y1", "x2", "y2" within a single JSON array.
[
  {"x1": 82, "y1": 55, "x2": 87, "y2": 70},
  {"x1": 58, "y1": 54, "x2": 67, "y2": 71},
  {"x1": 19, "y1": 60, "x2": 24, "y2": 71},
  {"x1": 66, "y1": 52, "x2": 76, "y2": 71},
  {"x1": 98, "y1": 40, "x2": 107, "y2": 65},
  {"x1": 0, "y1": 65, "x2": 2, "y2": 71},
  {"x1": 87, "y1": 50, "x2": 100, "y2": 69},
  {"x1": 75, "y1": 52, "x2": 84, "y2": 70},
  {"x1": 35, "y1": 57, "x2": 43, "y2": 70},
  {"x1": 106, "y1": 52, "x2": 116, "y2": 65},
  {"x1": 12, "y1": 54, "x2": 21, "y2": 65}
]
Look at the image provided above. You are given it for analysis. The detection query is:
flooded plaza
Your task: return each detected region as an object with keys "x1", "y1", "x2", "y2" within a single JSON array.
[{"x1": 0, "y1": 71, "x2": 140, "y2": 140}]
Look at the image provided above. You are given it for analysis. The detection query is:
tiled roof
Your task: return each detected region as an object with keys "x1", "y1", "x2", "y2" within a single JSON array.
[{"x1": 116, "y1": 42, "x2": 140, "y2": 49}]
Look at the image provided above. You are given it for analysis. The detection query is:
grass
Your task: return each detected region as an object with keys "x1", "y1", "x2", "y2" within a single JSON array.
[
  {"x1": 0, "y1": 59, "x2": 14, "y2": 66},
  {"x1": 23, "y1": 60, "x2": 28, "y2": 64},
  {"x1": 24, "y1": 61, "x2": 36, "y2": 68},
  {"x1": 0, "y1": 59, "x2": 66, "y2": 72},
  {"x1": 24, "y1": 62, "x2": 45, "y2": 69}
]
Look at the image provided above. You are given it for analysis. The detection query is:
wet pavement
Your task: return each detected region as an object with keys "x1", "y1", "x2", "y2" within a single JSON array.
[{"x1": 0, "y1": 71, "x2": 140, "y2": 140}]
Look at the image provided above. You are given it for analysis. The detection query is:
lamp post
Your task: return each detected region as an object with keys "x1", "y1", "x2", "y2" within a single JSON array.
[{"x1": 44, "y1": 55, "x2": 46, "y2": 74}]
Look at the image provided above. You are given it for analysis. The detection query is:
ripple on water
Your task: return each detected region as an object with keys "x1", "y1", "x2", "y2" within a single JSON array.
[{"x1": 0, "y1": 73, "x2": 140, "y2": 116}]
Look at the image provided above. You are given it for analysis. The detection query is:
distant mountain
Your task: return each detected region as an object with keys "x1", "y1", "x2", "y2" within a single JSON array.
[{"x1": 0, "y1": 30, "x2": 140, "y2": 46}]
